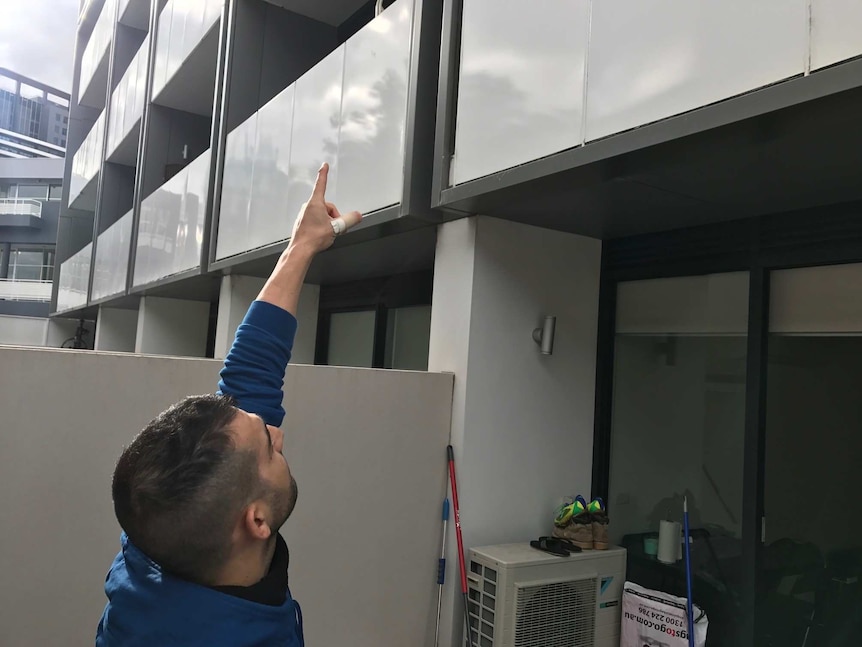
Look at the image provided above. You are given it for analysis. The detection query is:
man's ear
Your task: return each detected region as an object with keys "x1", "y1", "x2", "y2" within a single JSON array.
[{"x1": 242, "y1": 501, "x2": 272, "y2": 541}]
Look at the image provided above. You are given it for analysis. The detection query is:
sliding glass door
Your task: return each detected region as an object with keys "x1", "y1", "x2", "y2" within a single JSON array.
[
  {"x1": 608, "y1": 272, "x2": 750, "y2": 646},
  {"x1": 757, "y1": 264, "x2": 862, "y2": 646}
]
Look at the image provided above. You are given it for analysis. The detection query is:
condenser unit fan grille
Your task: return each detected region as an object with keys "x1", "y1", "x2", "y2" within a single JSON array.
[{"x1": 513, "y1": 577, "x2": 597, "y2": 647}]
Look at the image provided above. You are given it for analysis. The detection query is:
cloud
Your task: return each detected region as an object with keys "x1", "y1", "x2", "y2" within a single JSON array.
[{"x1": 0, "y1": 0, "x2": 78, "y2": 93}]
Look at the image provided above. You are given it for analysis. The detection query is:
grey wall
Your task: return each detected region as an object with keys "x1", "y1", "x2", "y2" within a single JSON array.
[
  {"x1": 0, "y1": 347, "x2": 452, "y2": 647},
  {"x1": 0, "y1": 315, "x2": 47, "y2": 345},
  {"x1": 428, "y1": 216, "x2": 602, "y2": 646}
]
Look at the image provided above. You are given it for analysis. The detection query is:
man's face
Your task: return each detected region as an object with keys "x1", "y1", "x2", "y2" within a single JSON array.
[{"x1": 231, "y1": 408, "x2": 297, "y2": 533}]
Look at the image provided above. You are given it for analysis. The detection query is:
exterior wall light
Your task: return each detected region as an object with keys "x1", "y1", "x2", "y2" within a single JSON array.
[{"x1": 532, "y1": 315, "x2": 556, "y2": 355}]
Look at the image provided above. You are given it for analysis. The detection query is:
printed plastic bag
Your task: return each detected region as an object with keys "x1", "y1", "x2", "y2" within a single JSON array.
[{"x1": 621, "y1": 581, "x2": 708, "y2": 647}]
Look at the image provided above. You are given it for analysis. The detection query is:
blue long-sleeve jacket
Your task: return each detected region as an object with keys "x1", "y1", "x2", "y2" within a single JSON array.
[{"x1": 96, "y1": 301, "x2": 304, "y2": 646}]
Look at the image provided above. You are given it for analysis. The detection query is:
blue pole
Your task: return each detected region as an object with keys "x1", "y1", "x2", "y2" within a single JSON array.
[{"x1": 683, "y1": 497, "x2": 695, "y2": 647}]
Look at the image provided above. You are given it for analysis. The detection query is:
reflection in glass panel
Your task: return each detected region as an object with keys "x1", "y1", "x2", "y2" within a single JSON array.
[
  {"x1": 759, "y1": 263, "x2": 862, "y2": 646},
  {"x1": 384, "y1": 305, "x2": 431, "y2": 371},
  {"x1": 328, "y1": 310, "x2": 376, "y2": 368},
  {"x1": 610, "y1": 272, "x2": 749, "y2": 647}
]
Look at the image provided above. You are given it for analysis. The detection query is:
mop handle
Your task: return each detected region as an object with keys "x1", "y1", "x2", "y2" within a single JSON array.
[
  {"x1": 437, "y1": 499, "x2": 449, "y2": 585},
  {"x1": 448, "y1": 446, "x2": 469, "y2": 595},
  {"x1": 684, "y1": 497, "x2": 695, "y2": 647}
]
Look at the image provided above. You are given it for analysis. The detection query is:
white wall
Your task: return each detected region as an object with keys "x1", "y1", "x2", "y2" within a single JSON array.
[
  {"x1": 94, "y1": 306, "x2": 138, "y2": 352},
  {"x1": 0, "y1": 347, "x2": 452, "y2": 647},
  {"x1": 428, "y1": 216, "x2": 602, "y2": 646},
  {"x1": 0, "y1": 315, "x2": 47, "y2": 346},
  {"x1": 135, "y1": 296, "x2": 209, "y2": 357}
]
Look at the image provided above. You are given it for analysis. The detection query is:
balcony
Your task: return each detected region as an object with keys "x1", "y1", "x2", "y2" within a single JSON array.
[
  {"x1": 0, "y1": 198, "x2": 42, "y2": 227},
  {"x1": 68, "y1": 112, "x2": 105, "y2": 210},
  {"x1": 151, "y1": 0, "x2": 223, "y2": 116},
  {"x1": 133, "y1": 149, "x2": 210, "y2": 289},
  {"x1": 106, "y1": 35, "x2": 149, "y2": 165},
  {"x1": 118, "y1": 0, "x2": 150, "y2": 30},
  {"x1": 92, "y1": 209, "x2": 133, "y2": 302},
  {"x1": 79, "y1": 0, "x2": 116, "y2": 108},
  {"x1": 0, "y1": 278, "x2": 52, "y2": 302},
  {"x1": 433, "y1": 0, "x2": 862, "y2": 238},
  {"x1": 57, "y1": 243, "x2": 93, "y2": 313},
  {"x1": 215, "y1": 0, "x2": 422, "y2": 261}
]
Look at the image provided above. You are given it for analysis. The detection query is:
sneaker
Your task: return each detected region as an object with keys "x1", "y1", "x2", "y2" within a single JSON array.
[
  {"x1": 554, "y1": 495, "x2": 588, "y2": 527},
  {"x1": 552, "y1": 518, "x2": 594, "y2": 550},
  {"x1": 588, "y1": 497, "x2": 609, "y2": 550}
]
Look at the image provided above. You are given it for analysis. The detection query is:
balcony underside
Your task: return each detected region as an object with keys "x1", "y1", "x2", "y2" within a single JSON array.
[{"x1": 439, "y1": 59, "x2": 862, "y2": 241}]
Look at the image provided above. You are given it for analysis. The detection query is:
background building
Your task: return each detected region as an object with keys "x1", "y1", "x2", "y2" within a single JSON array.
[
  {"x1": 52, "y1": 0, "x2": 862, "y2": 645},
  {"x1": 0, "y1": 69, "x2": 69, "y2": 345},
  {"x1": 0, "y1": 68, "x2": 70, "y2": 155}
]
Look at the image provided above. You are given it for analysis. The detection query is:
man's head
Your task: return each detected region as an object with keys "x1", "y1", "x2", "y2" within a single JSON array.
[{"x1": 112, "y1": 394, "x2": 297, "y2": 585}]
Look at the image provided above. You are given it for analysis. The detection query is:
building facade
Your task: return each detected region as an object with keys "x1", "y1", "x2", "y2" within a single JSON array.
[
  {"x1": 55, "y1": 0, "x2": 862, "y2": 645},
  {"x1": 0, "y1": 68, "x2": 71, "y2": 155}
]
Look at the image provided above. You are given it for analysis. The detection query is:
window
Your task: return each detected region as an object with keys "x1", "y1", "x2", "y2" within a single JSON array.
[
  {"x1": 63, "y1": 116, "x2": 68, "y2": 124},
  {"x1": 15, "y1": 184, "x2": 48, "y2": 199},
  {"x1": 48, "y1": 184, "x2": 63, "y2": 200},
  {"x1": 8, "y1": 246, "x2": 55, "y2": 281}
]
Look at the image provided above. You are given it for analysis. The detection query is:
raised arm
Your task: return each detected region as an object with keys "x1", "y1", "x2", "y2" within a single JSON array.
[{"x1": 217, "y1": 163, "x2": 361, "y2": 425}]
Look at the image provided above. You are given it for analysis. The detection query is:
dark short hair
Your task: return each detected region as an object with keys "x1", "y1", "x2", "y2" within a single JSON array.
[{"x1": 112, "y1": 394, "x2": 261, "y2": 584}]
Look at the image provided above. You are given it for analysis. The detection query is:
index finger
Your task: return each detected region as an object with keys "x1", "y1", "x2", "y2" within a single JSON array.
[{"x1": 312, "y1": 162, "x2": 329, "y2": 201}]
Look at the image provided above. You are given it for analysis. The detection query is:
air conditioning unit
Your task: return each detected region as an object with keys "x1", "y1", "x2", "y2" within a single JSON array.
[{"x1": 465, "y1": 544, "x2": 626, "y2": 647}]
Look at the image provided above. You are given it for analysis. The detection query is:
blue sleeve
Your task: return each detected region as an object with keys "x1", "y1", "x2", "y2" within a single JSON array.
[{"x1": 217, "y1": 300, "x2": 298, "y2": 427}]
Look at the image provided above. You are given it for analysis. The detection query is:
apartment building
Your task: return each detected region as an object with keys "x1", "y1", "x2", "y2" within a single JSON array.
[
  {"x1": 55, "y1": 1, "x2": 862, "y2": 645},
  {"x1": 0, "y1": 70, "x2": 71, "y2": 345}
]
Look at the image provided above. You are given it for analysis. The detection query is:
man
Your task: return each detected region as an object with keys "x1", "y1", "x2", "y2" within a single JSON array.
[{"x1": 96, "y1": 164, "x2": 360, "y2": 646}]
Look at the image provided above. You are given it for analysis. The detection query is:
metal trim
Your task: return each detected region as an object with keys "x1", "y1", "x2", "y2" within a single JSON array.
[
  {"x1": 126, "y1": 0, "x2": 163, "y2": 300},
  {"x1": 204, "y1": 0, "x2": 235, "y2": 271},
  {"x1": 430, "y1": 0, "x2": 462, "y2": 207},
  {"x1": 127, "y1": 266, "x2": 207, "y2": 296},
  {"x1": 438, "y1": 57, "x2": 862, "y2": 209},
  {"x1": 401, "y1": 0, "x2": 445, "y2": 221}
]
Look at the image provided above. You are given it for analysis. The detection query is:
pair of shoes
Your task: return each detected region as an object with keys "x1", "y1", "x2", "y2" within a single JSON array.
[{"x1": 552, "y1": 496, "x2": 609, "y2": 550}]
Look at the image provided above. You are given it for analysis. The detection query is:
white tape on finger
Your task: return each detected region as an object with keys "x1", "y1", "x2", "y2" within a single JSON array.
[{"x1": 330, "y1": 212, "x2": 362, "y2": 236}]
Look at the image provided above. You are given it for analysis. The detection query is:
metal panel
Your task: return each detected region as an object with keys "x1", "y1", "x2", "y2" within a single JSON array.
[
  {"x1": 215, "y1": 113, "x2": 257, "y2": 259},
  {"x1": 134, "y1": 150, "x2": 209, "y2": 287},
  {"x1": 69, "y1": 111, "x2": 106, "y2": 207},
  {"x1": 80, "y1": 0, "x2": 116, "y2": 101},
  {"x1": 811, "y1": 0, "x2": 862, "y2": 71},
  {"x1": 452, "y1": 0, "x2": 590, "y2": 185},
  {"x1": 247, "y1": 84, "x2": 295, "y2": 252},
  {"x1": 586, "y1": 0, "x2": 806, "y2": 142},
  {"x1": 336, "y1": 0, "x2": 413, "y2": 216},
  {"x1": 92, "y1": 209, "x2": 133, "y2": 301},
  {"x1": 285, "y1": 46, "x2": 345, "y2": 234},
  {"x1": 106, "y1": 36, "x2": 149, "y2": 157},
  {"x1": 57, "y1": 243, "x2": 93, "y2": 313}
]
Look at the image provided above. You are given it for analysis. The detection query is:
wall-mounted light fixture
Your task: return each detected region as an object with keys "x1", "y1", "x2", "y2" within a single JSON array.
[{"x1": 532, "y1": 316, "x2": 556, "y2": 355}]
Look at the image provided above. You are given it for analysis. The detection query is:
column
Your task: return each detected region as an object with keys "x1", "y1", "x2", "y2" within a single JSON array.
[
  {"x1": 94, "y1": 306, "x2": 138, "y2": 352},
  {"x1": 213, "y1": 274, "x2": 319, "y2": 363},
  {"x1": 0, "y1": 242, "x2": 11, "y2": 278},
  {"x1": 427, "y1": 216, "x2": 603, "y2": 646},
  {"x1": 135, "y1": 296, "x2": 209, "y2": 357}
]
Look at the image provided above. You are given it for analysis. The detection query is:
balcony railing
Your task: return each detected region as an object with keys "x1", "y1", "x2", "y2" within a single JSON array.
[
  {"x1": 57, "y1": 243, "x2": 93, "y2": 312},
  {"x1": 107, "y1": 35, "x2": 149, "y2": 159},
  {"x1": 152, "y1": 0, "x2": 223, "y2": 100},
  {"x1": 0, "y1": 278, "x2": 53, "y2": 302},
  {"x1": 69, "y1": 111, "x2": 105, "y2": 207},
  {"x1": 0, "y1": 199, "x2": 42, "y2": 218},
  {"x1": 92, "y1": 209, "x2": 133, "y2": 301},
  {"x1": 133, "y1": 149, "x2": 210, "y2": 288},
  {"x1": 216, "y1": 0, "x2": 414, "y2": 260},
  {"x1": 79, "y1": 0, "x2": 116, "y2": 103}
]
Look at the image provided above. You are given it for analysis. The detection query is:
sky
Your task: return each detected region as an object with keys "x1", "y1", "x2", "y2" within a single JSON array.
[{"x1": 0, "y1": 0, "x2": 79, "y2": 94}]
